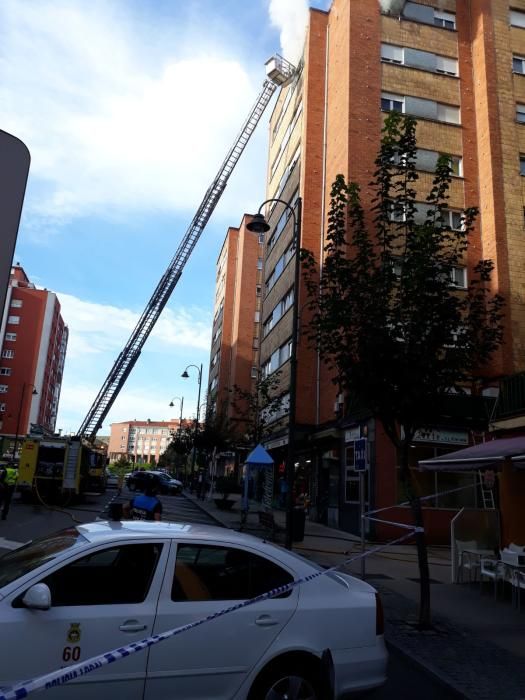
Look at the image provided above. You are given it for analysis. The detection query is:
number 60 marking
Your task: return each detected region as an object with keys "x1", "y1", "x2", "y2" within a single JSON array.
[{"x1": 62, "y1": 646, "x2": 81, "y2": 662}]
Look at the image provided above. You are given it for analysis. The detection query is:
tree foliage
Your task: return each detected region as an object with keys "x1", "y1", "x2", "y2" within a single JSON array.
[
  {"x1": 302, "y1": 112, "x2": 505, "y2": 627},
  {"x1": 230, "y1": 371, "x2": 285, "y2": 447}
]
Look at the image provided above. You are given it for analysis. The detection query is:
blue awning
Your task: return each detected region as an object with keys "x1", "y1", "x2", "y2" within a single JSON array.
[{"x1": 245, "y1": 444, "x2": 274, "y2": 468}]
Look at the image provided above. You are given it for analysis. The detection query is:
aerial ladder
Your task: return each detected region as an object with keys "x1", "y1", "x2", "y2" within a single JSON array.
[{"x1": 76, "y1": 55, "x2": 296, "y2": 444}]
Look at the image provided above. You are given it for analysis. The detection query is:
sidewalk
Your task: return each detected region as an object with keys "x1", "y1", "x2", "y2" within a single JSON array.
[{"x1": 186, "y1": 491, "x2": 525, "y2": 700}]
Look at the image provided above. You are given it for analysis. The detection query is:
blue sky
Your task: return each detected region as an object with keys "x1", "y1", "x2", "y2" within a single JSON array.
[{"x1": 2, "y1": 0, "x2": 330, "y2": 435}]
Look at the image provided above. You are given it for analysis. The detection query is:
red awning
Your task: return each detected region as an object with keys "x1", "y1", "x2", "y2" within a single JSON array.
[{"x1": 418, "y1": 436, "x2": 525, "y2": 471}]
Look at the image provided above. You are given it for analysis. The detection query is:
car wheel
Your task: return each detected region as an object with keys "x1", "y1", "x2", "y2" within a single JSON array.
[{"x1": 250, "y1": 663, "x2": 321, "y2": 700}]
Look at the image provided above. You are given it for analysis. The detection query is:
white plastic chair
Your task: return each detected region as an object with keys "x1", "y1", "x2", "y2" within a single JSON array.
[{"x1": 479, "y1": 558, "x2": 505, "y2": 599}]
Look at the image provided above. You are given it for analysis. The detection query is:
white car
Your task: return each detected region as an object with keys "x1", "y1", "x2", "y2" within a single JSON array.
[{"x1": 0, "y1": 521, "x2": 387, "y2": 699}]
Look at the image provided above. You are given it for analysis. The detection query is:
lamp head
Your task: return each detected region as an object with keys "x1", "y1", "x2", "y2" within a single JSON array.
[
  {"x1": 169, "y1": 401, "x2": 174, "y2": 407},
  {"x1": 181, "y1": 370, "x2": 189, "y2": 379},
  {"x1": 247, "y1": 213, "x2": 270, "y2": 234},
  {"x1": 32, "y1": 389, "x2": 38, "y2": 395}
]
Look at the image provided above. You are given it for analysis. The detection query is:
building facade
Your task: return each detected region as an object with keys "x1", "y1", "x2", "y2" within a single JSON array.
[
  {"x1": 0, "y1": 265, "x2": 68, "y2": 453},
  {"x1": 108, "y1": 419, "x2": 185, "y2": 464},
  {"x1": 211, "y1": 0, "x2": 525, "y2": 544},
  {"x1": 207, "y1": 216, "x2": 264, "y2": 443}
]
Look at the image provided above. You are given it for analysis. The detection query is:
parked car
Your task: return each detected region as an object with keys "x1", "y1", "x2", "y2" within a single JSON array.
[
  {"x1": 126, "y1": 470, "x2": 183, "y2": 495},
  {"x1": 104, "y1": 469, "x2": 119, "y2": 489},
  {"x1": 0, "y1": 522, "x2": 387, "y2": 699}
]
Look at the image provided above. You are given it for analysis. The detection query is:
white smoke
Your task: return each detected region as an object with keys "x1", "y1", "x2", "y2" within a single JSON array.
[
  {"x1": 378, "y1": 0, "x2": 406, "y2": 14},
  {"x1": 269, "y1": 0, "x2": 309, "y2": 64}
]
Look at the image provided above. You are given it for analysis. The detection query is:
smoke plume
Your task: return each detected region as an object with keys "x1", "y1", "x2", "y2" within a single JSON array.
[
  {"x1": 269, "y1": 0, "x2": 309, "y2": 64},
  {"x1": 378, "y1": 0, "x2": 406, "y2": 14}
]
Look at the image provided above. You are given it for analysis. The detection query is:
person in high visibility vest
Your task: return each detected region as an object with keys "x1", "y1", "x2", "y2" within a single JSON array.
[
  {"x1": 2, "y1": 465, "x2": 18, "y2": 520},
  {"x1": 123, "y1": 474, "x2": 162, "y2": 521}
]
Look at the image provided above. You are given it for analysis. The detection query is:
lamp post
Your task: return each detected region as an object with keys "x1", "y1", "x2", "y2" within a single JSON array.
[
  {"x1": 12, "y1": 382, "x2": 38, "y2": 461},
  {"x1": 181, "y1": 363, "x2": 203, "y2": 476},
  {"x1": 247, "y1": 196, "x2": 302, "y2": 550},
  {"x1": 169, "y1": 396, "x2": 184, "y2": 434}
]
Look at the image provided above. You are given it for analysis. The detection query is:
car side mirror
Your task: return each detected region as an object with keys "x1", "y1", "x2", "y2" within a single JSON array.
[{"x1": 22, "y1": 583, "x2": 52, "y2": 610}]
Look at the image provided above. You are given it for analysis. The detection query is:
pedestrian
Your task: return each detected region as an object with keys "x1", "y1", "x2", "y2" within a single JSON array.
[
  {"x1": 123, "y1": 474, "x2": 162, "y2": 521},
  {"x1": 1, "y1": 464, "x2": 17, "y2": 520}
]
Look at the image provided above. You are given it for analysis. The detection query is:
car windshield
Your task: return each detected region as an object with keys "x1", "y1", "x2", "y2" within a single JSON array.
[{"x1": 0, "y1": 527, "x2": 88, "y2": 588}]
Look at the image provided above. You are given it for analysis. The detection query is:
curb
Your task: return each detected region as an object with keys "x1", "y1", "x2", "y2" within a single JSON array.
[{"x1": 182, "y1": 491, "x2": 233, "y2": 529}]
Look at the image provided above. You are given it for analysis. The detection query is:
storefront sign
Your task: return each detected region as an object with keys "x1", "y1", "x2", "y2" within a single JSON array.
[
  {"x1": 344, "y1": 427, "x2": 361, "y2": 443},
  {"x1": 412, "y1": 428, "x2": 469, "y2": 446}
]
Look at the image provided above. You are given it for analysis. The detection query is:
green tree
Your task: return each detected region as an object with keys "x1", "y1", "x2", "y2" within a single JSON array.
[
  {"x1": 231, "y1": 371, "x2": 286, "y2": 447},
  {"x1": 302, "y1": 112, "x2": 504, "y2": 628}
]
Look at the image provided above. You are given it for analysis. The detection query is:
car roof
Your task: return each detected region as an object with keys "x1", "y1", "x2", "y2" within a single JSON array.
[{"x1": 74, "y1": 521, "x2": 314, "y2": 570}]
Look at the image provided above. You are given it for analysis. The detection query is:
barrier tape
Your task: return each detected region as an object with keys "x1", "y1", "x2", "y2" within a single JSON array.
[
  {"x1": 365, "y1": 483, "x2": 476, "y2": 519},
  {"x1": 0, "y1": 528, "x2": 420, "y2": 700}
]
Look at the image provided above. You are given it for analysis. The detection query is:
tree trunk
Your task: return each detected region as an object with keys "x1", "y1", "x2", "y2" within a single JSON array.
[{"x1": 399, "y1": 441, "x2": 432, "y2": 629}]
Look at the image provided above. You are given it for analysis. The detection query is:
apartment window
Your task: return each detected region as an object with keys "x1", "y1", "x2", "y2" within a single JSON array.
[
  {"x1": 258, "y1": 233, "x2": 265, "y2": 244},
  {"x1": 253, "y1": 337, "x2": 259, "y2": 349},
  {"x1": 436, "y1": 103, "x2": 460, "y2": 124},
  {"x1": 0, "y1": 386, "x2": 7, "y2": 394},
  {"x1": 1, "y1": 350, "x2": 14, "y2": 359},
  {"x1": 443, "y1": 210, "x2": 463, "y2": 231},
  {"x1": 450, "y1": 267, "x2": 467, "y2": 289},
  {"x1": 520, "y1": 155, "x2": 525, "y2": 176},
  {"x1": 434, "y1": 10, "x2": 456, "y2": 30},
  {"x1": 251, "y1": 367, "x2": 258, "y2": 379},
  {"x1": 447, "y1": 155, "x2": 463, "y2": 177},
  {"x1": 0, "y1": 403, "x2": 5, "y2": 412},
  {"x1": 390, "y1": 203, "x2": 406, "y2": 222},
  {"x1": 256, "y1": 285, "x2": 262, "y2": 296},
  {"x1": 5, "y1": 333, "x2": 16, "y2": 341},
  {"x1": 435, "y1": 55, "x2": 458, "y2": 76},
  {"x1": 0, "y1": 368, "x2": 11, "y2": 376},
  {"x1": 254, "y1": 311, "x2": 260, "y2": 323},
  {"x1": 7, "y1": 316, "x2": 20, "y2": 325},
  {"x1": 10, "y1": 299, "x2": 22, "y2": 308},
  {"x1": 517, "y1": 104, "x2": 525, "y2": 123},
  {"x1": 381, "y1": 44, "x2": 403, "y2": 64},
  {"x1": 510, "y1": 10, "x2": 525, "y2": 29},
  {"x1": 381, "y1": 92, "x2": 404, "y2": 113},
  {"x1": 513, "y1": 55, "x2": 525, "y2": 73},
  {"x1": 257, "y1": 258, "x2": 263, "y2": 270}
]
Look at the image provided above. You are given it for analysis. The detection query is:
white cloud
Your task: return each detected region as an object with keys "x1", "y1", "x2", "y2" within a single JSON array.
[
  {"x1": 269, "y1": 0, "x2": 309, "y2": 64},
  {"x1": 58, "y1": 292, "x2": 211, "y2": 359},
  {"x1": 0, "y1": 0, "x2": 261, "y2": 226}
]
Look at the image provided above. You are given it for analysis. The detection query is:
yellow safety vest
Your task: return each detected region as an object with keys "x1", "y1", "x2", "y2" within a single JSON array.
[{"x1": 5, "y1": 468, "x2": 18, "y2": 486}]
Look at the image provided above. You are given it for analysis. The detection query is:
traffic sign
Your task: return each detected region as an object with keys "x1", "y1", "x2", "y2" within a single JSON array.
[{"x1": 354, "y1": 437, "x2": 368, "y2": 472}]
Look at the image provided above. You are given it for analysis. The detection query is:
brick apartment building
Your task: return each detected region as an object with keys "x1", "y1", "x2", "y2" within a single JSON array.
[
  {"x1": 0, "y1": 264, "x2": 68, "y2": 454},
  {"x1": 207, "y1": 216, "x2": 263, "y2": 462},
  {"x1": 210, "y1": 0, "x2": 525, "y2": 543},
  {"x1": 108, "y1": 418, "x2": 187, "y2": 464}
]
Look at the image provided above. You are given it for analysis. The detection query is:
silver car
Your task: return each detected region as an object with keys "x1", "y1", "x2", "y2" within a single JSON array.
[{"x1": 0, "y1": 521, "x2": 387, "y2": 699}]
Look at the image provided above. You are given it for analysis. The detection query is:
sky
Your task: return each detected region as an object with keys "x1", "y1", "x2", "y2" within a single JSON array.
[{"x1": 2, "y1": 0, "x2": 331, "y2": 435}]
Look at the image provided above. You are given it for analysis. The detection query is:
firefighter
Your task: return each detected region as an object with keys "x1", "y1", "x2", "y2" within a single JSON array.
[{"x1": 2, "y1": 464, "x2": 18, "y2": 520}]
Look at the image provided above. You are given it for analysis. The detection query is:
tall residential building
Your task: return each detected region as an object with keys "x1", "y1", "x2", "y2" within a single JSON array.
[
  {"x1": 0, "y1": 264, "x2": 68, "y2": 450},
  {"x1": 244, "y1": 0, "x2": 525, "y2": 544},
  {"x1": 108, "y1": 419, "x2": 185, "y2": 464},
  {"x1": 207, "y1": 215, "x2": 263, "y2": 441}
]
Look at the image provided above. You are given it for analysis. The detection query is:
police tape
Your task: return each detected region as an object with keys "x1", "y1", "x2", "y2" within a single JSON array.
[
  {"x1": 0, "y1": 527, "x2": 421, "y2": 700},
  {"x1": 365, "y1": 483, "x2": 476, "y2": 520}
]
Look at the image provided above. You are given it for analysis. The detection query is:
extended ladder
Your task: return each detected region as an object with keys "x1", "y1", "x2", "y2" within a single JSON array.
[{"x1": 77, "y1": 55, "x2": 296, "y2": 441}]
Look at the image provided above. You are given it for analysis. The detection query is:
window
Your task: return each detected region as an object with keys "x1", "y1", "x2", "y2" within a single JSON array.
[
  {"x1": 251, "y1": 367, "x2": 258, "y2": 379},
  {"x1": 381, "y1": 44, "x2": 403, "y2": 64},
  {"x1": 40, "y1": 543, "x2": 163, "y2": 606},
  {"x1": 436, "y1": 103, "x2": 460, "y2": 124},
  {"x1": 254, "y1": 311, "x2": 260, "y2": 323},
  {"x1": 344, "y1": 441, "x2": 369, "y2": 504},
  {"x1": 517, "y1": 104, "x2": 525, "y2": 123},
  {"x1": 0, "y1": 368, "x2": 11, "y2": 376},
  {"x1": 0, "y1": 403, "x2": 4, "y2": 413},
  {"x1": 442, "y1": 209, "x2": 464, "y2": 231},
  {"x1": 257, "y1": 257, "x2": 263, "y2": 270},
  {"x1": 7, "y1": 316, "x2": 20, "y2": 325},
  {"x1": 263, "y1": 288, "x2": 294, "y2": 337},
  {"x1": 513, "y1": 55, "x2": 525, "y2": 73},
  {"x1": 1, "y1": 350, "x2": 14, "y2": 359},
  {"x1": 450, "y1": 266, "x2": 467, "y2": 288},
  {"x1": 390, "y1": 202, "x2": 406, "y2": 222},
  {"x1": 266, "y1": 244, "x2": 294, "y2": 293},
  {"x1": 10, "y1": 299, "x2": 22, "y2": 308},
  {"x1": 381, "y1": 92, "x2": 404, "y2": 113},
  {"x1": 256, "y1": 285, "x2": 262, "y2": 296},
  {"x1": 172, "y1": 544, "x2": 293, "y2": 601},
  {"x1": 447, "y1": 155, "x2": 463, "y2": 177},
  {"x1": 434, "y1": 10, "x2": 456, "y2": 30},
  {"x1": 520, "y1": 155, "x2": 525, "y2": 176},
  {"x1": 5, "y1": 333, "x2": 16, "y2": 342},
  {"x1": 258, "y1": 232, "x2": 265, "y2": 244},
  {"x1": 511, "y1": 10, "x2": 525, "y2": 29},
  {"x1": 436, "y1": 55, "x2": 458, "y2": 76},
  {"x1": 0, "y1": 386, "x2": 7, "y2": 394},
  {"x1": 253, "y1": 337, "x2": 259, "y2": 349}
]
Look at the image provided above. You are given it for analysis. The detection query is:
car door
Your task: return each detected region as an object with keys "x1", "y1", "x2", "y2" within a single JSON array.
[
  {"x1": 0, "y1": 539, "x2": 169, "y2": 700},
  {"x1": 144, "y1": 540, "x2": 299, "y2": 700}
]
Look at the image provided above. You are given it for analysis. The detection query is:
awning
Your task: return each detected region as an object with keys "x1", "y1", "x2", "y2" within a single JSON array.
[
  {"x1": 418, "y1": 436, "x2": 525, "y2": 472},
  {"x1": 245, "y1": 444, "x2": 274, "y2": 469}
]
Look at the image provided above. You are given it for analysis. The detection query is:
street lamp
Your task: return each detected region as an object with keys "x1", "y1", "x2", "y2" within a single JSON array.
[
  {"x1": 168, "y1": 396, "x2": 184, "y2": 434},
  {"x1": 12, "y1": 382, "x2": 38, "y2": 461},
  {"x1": 181, "y1": 363, "x2": 203, "y2": 475},
  {"x1": 247, "y1": 195, "x2": 302, "y2": 550}
]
